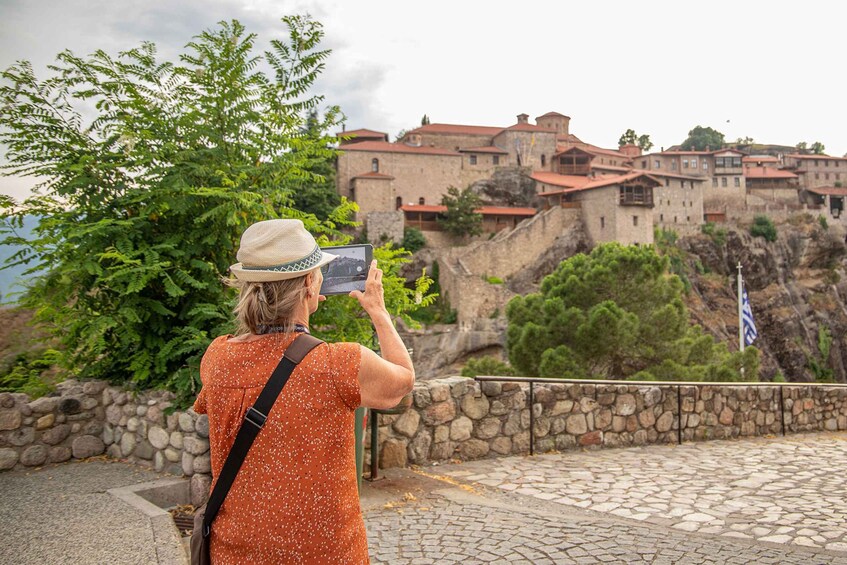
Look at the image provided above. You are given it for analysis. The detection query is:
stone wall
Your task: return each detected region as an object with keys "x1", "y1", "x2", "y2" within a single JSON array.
[
  {"x1": 0, "y1": 379, "x2": 212, "y2": 506},
  {"x1": 5, "y1": 377, "x2": 845, "y2": 497},
  {"x1": 365, "y1": 378, "x2": 847, "y2": 468}
]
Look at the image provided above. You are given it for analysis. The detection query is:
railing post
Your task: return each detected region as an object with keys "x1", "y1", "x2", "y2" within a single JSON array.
[
  {"x1": 779, "y1": 385, "x2": 786, "y2": 436},
  {"x1": 529, "y1": 382, "x2": 535, "y2": 456}
]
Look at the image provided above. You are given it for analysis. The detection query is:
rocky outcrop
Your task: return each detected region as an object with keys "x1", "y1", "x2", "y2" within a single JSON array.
[{"x1": 681, "y1": 219, "x2": 847, "y2": 382}]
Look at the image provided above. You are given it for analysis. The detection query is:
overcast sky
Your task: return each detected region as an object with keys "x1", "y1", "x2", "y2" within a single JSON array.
[{"x1": 1, "y1": 0, "x2": 845, "y2": 201}]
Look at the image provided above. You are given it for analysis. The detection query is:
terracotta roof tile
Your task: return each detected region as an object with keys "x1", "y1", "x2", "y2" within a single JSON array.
[
  {"x1": 534, "y1": 171, "x2": 662, "y2": 195},
  {"x1": 808, "y1": 186, "x2": 847, "y2": 196},
  {"x1": 400, "y1": 204, "x2": 536, "y2": 216},
  {"x1": 743, "y1": 167, "x2": 798, "y2": 179},
  {"x1": 341, "y1": 141, "x2": 460, "y2": 156},
  {"x1": 537, "y1": 111, "x2": 570, "y2": 119},
  {"x1": 786, "y1": 153, "x2": 847, "y2": 161},
  {"x1": 407, "y1": 123, "x2": 503, "y2": 136},
  {"x1": 530, "y1": 172, "x2": 591, "y2": 189},
  {"x1": 557, "y1": 133, "x2": 584, "y2": 144}
]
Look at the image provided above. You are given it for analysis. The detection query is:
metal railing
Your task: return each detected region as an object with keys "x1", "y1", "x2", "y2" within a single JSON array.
[{"x1": 474, "y1": 376, "x2": 847, "y2": 456}]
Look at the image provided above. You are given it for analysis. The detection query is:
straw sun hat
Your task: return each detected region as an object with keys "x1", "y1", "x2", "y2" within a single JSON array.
[{"x1": 229, "y1": 219, "x2": 338, "y2": 282}]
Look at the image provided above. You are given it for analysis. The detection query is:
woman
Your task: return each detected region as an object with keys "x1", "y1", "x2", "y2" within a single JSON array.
[{"x1": 193, "y1": 219, "x2": 415, "y2": 564}]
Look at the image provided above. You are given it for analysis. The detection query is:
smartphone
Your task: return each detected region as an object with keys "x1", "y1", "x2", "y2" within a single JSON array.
[{"x1": 319, "y1": 244, "x2": 373, "y2": 296}]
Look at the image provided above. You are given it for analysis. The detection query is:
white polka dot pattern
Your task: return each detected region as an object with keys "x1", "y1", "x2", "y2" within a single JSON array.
[{"x1": 194, "y1": 333, "x2": 369, "y2": 564}]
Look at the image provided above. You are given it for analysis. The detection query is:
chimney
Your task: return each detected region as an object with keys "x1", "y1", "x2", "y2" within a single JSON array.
[
  {"x1": 517, "y1": 113, "x2": 529, "y2": 125},
  {"x1": 619, "y1": 144, "x2": 642, "y2": 158}
]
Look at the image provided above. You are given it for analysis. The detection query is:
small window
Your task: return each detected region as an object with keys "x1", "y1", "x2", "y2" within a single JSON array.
[
  {"x1": 469, "y1": 155, "x2": 477, "y2": 165},
  {"x1": 642, "y1": 160, "x2": 647, "y2": 168},
  {"x1": 825, "y1": 173, "x2": 830, "y2": 180},
  {"x1": 633, "y1": 216, "x2": 638, "y2": 226},
  {"x1": 687, "y1": 216, "x2": 691, "y2": 222},
  {"x1": 721, "y1": 177, "x2": 727, "y2": 187},
  {"x1": 660, "y1": 214, "x2": 664, "y2": 222},
  {"x1": 734, "y1": 177, "x2": 740, "y2": 187},
  {"x1": 680, "y1": 180, "x2": 685, "y2": 188},
  {"x1": 395, "y1": 196, "x2": 402, "y2": 210},
  {"x1": 419, "y1": 197, "x2": 425, "y2": 205},
  {"x1": 837, "y1": 173, "x2": 841, "y2": 180},
  {"x1": 372, "y1": 158, "x2": 379, "y2": 172},
  {"x1": 691, "y1": 159, "x2": 698, "y2": 169},
  {"x1": 600, "y1": 216, "x2": 605, "y2": 229},
  {"x1": 683, "y1": 159, "x2": 689, "y2": 169},
  {"x1": 712, "y1": 178, "x2": 718, "y2": 187},
  {"x1": 541, "y1": 154, "x2": 546, "y2": 167},
  {"x1": 671, "y1": 161, "x2": 677, "y2": 171},
  {"x1": 655, "y1": 159, "x2": 661, "y2": 168},
  {"x1": 674, "y1": 216, "x2": 678, "y2": 223},
  {"x1": 493, "y1": 155, "x2": 500, "y2": 165},
  {"x1": 682, "y1": 201, "x2": 686, "y2": 207},
  {"x1": 703, "y1": 161, "x2": 709, "y2": 170},
  {"x1": 815, "y1": 172, "x2": 820, "y2": 179},
  {"x1": 665, "y1": 179, "x2": 670, "y2": 186},
  {"x1": 689, "y1": 201, "x2": 693, "y2": 207}
]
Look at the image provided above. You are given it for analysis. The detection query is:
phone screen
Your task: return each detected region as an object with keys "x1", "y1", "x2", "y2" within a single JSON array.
[{"x1": 319, "y1": 244, "x2": 373, "y2": 296}]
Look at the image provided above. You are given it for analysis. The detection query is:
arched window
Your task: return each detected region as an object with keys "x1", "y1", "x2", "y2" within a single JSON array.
[
  {"x1": 395, "y1": 196, "x2": 402, "y2": 210},
  {"x1": 418, "y1": 197, "x2": 425, "y2": 205},
  {"x1": 372, "y1": 158, "x2": 379, "y2": 173},
  {"x1": 541, "y1": 154, "x2": 546, "y2": 167}
]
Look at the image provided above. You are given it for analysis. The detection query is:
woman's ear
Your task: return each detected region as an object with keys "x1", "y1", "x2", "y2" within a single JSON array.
[{"x1": 304, "y1": 274, "x2": 313, "y2": 288}]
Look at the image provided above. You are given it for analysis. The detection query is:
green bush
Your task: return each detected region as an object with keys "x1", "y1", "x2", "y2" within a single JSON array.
[
  {"x1": 485, "y1": 275, "x2": 504, "y2": 284},
  {"x1": 750, "y1": 215, "x2": 777, "y2": 242},
  {"x1": 402, "y1": 227, "x2": 426, "y2": 253},
  {"x1": 461, "y1": 356, "x2": 516, "y2": 378},
  {"x1": 819, "y1": 215, "x2": 829, "y2": 230}
]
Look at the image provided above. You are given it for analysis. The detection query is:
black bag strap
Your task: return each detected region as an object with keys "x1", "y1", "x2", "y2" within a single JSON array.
[{"x1": 201, "y1": 333, "x2": 324, "y2": 536}]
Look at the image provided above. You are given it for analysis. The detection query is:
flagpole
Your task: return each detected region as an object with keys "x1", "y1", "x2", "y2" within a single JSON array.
[{"x1": 737, "y1": 262, "x2": 744, "y2": 354}]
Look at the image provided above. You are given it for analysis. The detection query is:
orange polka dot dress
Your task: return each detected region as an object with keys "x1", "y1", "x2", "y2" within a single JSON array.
[{"x1": 193, "y1": 333, "x2": 369, "y2": 564}]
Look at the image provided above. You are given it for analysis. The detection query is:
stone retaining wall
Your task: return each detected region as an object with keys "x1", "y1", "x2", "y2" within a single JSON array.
[
  {"x1": 3, "y1": 377, "x2": 846, "y2": 490},
  {"x1": 364, "y1": 378, "x2": 847, "y2": 468},
  {"x1": 0, "y1": 379, "x2": 211, "y2": 505}
]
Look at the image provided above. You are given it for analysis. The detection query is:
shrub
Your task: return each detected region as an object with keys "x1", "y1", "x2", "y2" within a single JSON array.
[
  {"x1": 485, "y1": 275, "x2": 504, "y2": 284},
  {"x1": 819, "y1": 215, "x2": 829, "y2": 230},
  {"x1": 750, "y1": 215, "x2": 777, "y2": 242},
  {"x1": 461, "y1": 356, "x2": 516, "y2": 378},
  {"x1": 402, "y1": 227, "x2": 426, "y2": 253}
]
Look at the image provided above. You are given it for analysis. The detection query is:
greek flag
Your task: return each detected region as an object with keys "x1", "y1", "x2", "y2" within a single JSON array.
[{"x1": 742, "y1": 289, "x2": 758, "y2": 346}]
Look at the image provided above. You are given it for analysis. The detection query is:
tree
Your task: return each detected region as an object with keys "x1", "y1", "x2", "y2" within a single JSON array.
[
  {"x1": 506, "y1": 243, "x2": 758, "y2": 381},
  {"x1": 438, "y1": 186, "x2": 483, "y2": 239},
  {"x1": 0, "y1": 16, "x2": 433, "y2": 398},
  {"x1": 680, "y1": 126, "x2": 725, "y2": 151},
  {"x1": 421, "y1": 114, "x2": 430, "y2": 126},
  {"x1": 618, "y1": 129, "x2": 653, "y2": 151},
  {"x1": 796, "y1": 141, "x2": 808, "y2": 153},
  {"x1": 810, "y1": 141, "x2": 826, "y2": 155}
]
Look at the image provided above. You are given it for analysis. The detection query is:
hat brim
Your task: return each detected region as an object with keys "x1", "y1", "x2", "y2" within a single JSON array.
[{"x1": 229, "y1": 251, "x2": 338, "y2": 282}]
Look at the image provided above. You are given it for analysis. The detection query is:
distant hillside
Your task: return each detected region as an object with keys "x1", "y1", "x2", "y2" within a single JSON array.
[{"x1": 0, "y1": 215, "x2": 41, "y2": 304}]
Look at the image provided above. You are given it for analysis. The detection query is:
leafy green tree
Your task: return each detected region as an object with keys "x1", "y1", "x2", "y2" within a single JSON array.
[
  {"x1": 421, "y1": 114, "x2": 430, "y2": 126},
  {"x1": 810, "y1": 141, "x2": 826, "y2": 155},
  {"x1": 0, "y1": 16, "x2": 433, "y2": 398},
  {"x1": 438, "y1": 185, "x2": 483, "y2": 239},
  {"x1": 401, "y1": 227, "x2": 426, "y2": 253},
  {"x1": 680, "y1": 126, "x2": 725, "y2": 151},
  {"x1": 506, "y1": 243, "x2": 758, "y2": 381},
  {"x1": 796, "y1": 141, "x2": 808, "y2": 153},
  {"x1": 618, "y1": 129, "x2": 653, "y2": 151}
]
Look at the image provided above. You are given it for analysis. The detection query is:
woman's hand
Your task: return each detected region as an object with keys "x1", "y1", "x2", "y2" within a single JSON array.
[{"x1": 349, "y1": 260, "x2": 387, "y2": 320}]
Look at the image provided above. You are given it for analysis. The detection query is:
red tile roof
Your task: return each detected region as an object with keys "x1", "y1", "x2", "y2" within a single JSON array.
[
  {"x1": 630, "y1": 168, "x2": 704, "y2": 181},
  {"x1": 400, "y1": 204, "x2": 536, "y2": 216},
  {"x1": 786, "y1": 153, "x2": 847, "y2": 161},
  {"x1": 579, "y1": 143, "x2": 631, "y2": 160},
  {"x1": 502, "y1": 123, "x2": 557, "y2": 133},
  {"x1": 557, "y1": 133, "x2": 584, "y2": 144},
  {"x1": 807, "y1": 186, "x2": 847, "y2": 196},
  {"x1": 742, "y1": 156, "x2": 779, "y2": 163},
  {"x1": 352, "y1": 171, "x2": 394, "y2": 180},
  {"x1": 537, "y1": 111, "x2": 570, "y2": 119},
  {"x1": 554, "y1": 146, "x2": 595, "y2": 158},
  {"x1": 744, "y1": 167, "x2": 798, "y2": 180},
  {"x1": 341, "y1": 141, "x2": 460, "y2": 156},
  {"x1": 337, "y1": 128, "x2": 388, "y2": 140},
  {"x1": 407, "y1": 123, "x2": 503, "y2": 136},
  {"x1": 458, "y1": 145, "x2": 509, "y2": 154},
  {"x1": 534, "y1": 171, "x2": 662, "y2": 195}
]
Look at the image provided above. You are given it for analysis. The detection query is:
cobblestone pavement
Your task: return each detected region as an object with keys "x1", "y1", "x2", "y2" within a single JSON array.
[{"x1": 369, "y1": 431, "x2": 843, "y2": 562}]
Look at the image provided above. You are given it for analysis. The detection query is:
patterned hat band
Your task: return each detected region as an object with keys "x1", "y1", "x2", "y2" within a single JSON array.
[{"x1": 241, "y1": 244, "x2": 323, "y2": 273}]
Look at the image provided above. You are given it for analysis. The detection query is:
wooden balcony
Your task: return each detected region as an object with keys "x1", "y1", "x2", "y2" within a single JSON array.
[{"x1": 557, "y1": 164, "x2": 591, "y2": 175}]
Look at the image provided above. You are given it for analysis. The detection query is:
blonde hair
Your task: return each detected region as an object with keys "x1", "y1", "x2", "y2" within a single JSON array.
[{"x1": 224, "y1": 274, "x2": 311, "y2": 335}]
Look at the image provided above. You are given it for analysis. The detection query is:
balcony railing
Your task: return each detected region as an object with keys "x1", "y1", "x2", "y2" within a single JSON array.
[
  {"x1": 558, "y1": 164, "x2": 591, "y2": 175},
  {"x1": 619, "y1": 193, "x2": 654, "y2": 207}
]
